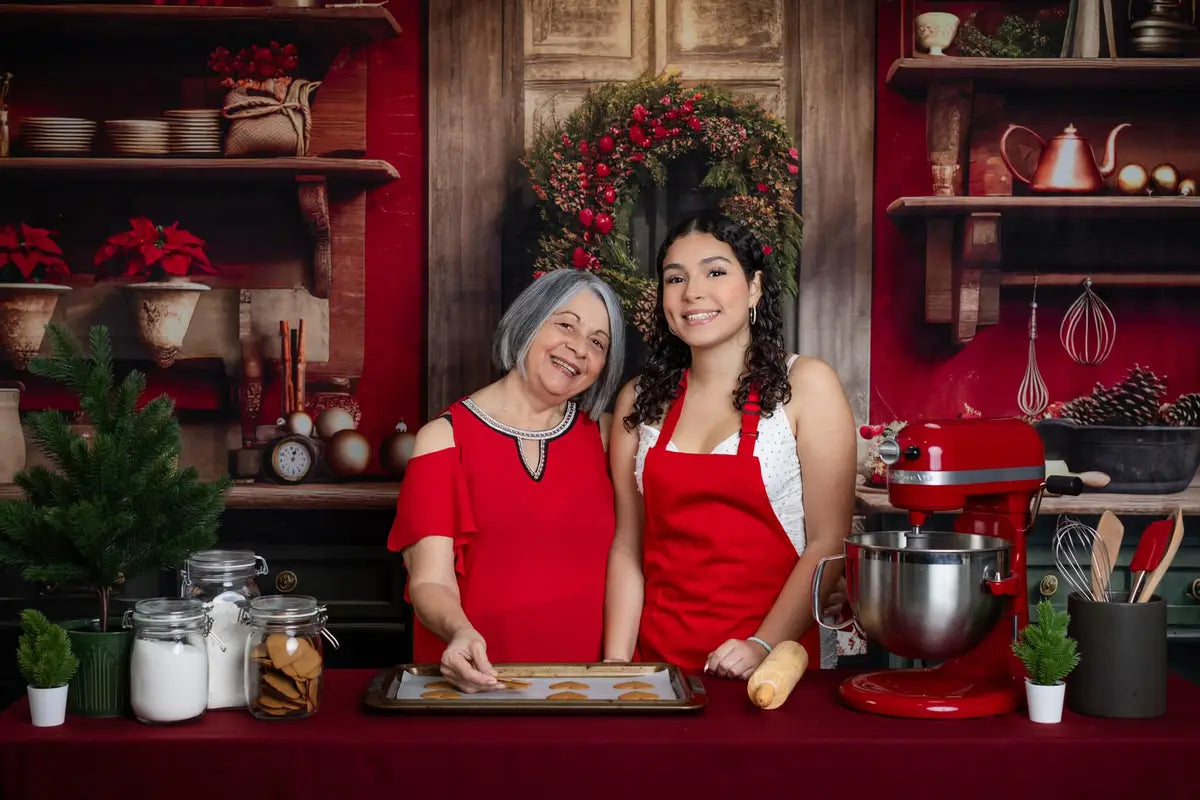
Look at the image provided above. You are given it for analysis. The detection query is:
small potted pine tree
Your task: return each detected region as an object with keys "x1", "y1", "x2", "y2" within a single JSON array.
[
  {"x1": 17, "y1": 608, "x2": 78, "y2": 727},
  {"x1": 0, "y1": 323, "x2": 231, "y2": 716},
  {"x1": 1013, "y1": 599, "x2": 1081, "y2": 723}
]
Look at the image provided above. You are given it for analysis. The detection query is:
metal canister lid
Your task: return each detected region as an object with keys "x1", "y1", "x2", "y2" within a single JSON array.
[
  {"x1": 124, "y1": 597, "x2": 210, "y2": 632},
  {"x1": 183, "y1": 549, "x2": 268, "y2": 582}
]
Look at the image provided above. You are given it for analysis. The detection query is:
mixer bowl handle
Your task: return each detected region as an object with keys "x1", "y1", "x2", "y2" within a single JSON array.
[{"x1": 812, "y1": 554, "x2": 857, "y2": 632}]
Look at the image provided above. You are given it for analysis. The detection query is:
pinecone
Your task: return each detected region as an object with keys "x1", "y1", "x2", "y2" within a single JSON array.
[
  {"x1": 1163, "y1": 392, "x2": 1200, "y2": 427},
  {"x1": 1060, "y1": 394, "x2": 1105, "y2": 425},
  {"x1": 631, "y1": 286, "x2": 658, "y2": 343},
  {"x1": 1108, "y1": 364, "x2": 1166, "y2": 426}
]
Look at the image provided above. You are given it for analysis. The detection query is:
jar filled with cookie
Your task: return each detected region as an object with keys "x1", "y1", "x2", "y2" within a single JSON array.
[
  {"x1": 180, "y1": 549, "x2": 269, "y2": 710},
  {"x1": 125, "y1": 598, "x2": 217, "y2": 725},
  {"x1": 242, "y1": 595, "x2": 338, "y2": 720}
]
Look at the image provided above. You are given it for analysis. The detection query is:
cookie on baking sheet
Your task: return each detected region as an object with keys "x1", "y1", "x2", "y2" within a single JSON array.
[
  {"x1": 548, "y1": 681, "x2": 589, "y2": 690},
  {"x1": 422, "y1": 690, "x2": 462, "y2": 699},
  {"x1": 618, "y1": 691, "x2": 660, "y2": 701},
  {"x1": 613, "y1": 680, "x2": 654, "y2": 690},
  {"x1": 424, "y1": 680, "x2": 455, "y2": 690},
  {"x1": 546, "y1": 691, "x2": 588, "y2": 701}
]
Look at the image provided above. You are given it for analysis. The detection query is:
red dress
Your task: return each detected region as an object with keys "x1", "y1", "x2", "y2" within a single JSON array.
[{"x1": 387, "y1": 398, "x2": 615, "y2": 663}]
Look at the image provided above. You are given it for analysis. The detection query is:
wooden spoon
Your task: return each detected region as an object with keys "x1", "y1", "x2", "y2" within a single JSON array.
[
  {"x1": 1092, "y1": 510, "x2": 1124, "y2": 601},
  {"x1": 1136, "y1": 508, "x2": 1185, "y2": 604}
]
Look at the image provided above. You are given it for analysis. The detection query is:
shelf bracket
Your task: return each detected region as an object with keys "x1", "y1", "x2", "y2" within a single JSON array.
[
  {"x1": 952, "y1": 213, "x2": 1003, "y2": 345},
  {"x1": 297, "y1": 175, "x2": 332, "y2": 300}
]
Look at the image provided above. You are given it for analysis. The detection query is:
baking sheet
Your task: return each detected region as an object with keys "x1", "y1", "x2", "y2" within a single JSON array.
[{"x1": 362, "y1": 663, "x2": 707, "y2": 714}]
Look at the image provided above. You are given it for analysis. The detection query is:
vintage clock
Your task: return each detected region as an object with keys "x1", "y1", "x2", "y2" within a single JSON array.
[{"x1": 264, "y1": 434, "x2": 318, "y2": 484}]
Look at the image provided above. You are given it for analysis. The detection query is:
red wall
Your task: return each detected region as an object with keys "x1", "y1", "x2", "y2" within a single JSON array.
[{"x1": 870, "y1": 2, "x2": 1200, "y2": 424}]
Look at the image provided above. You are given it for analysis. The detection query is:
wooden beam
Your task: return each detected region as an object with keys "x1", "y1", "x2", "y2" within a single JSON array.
[
  {"x1": 1003, "y1": 272, "x2": 1200, "y2": 288},
  {"x1": 924, "y1": 218, "x2": 954, "y2": 323},
  {"x1": 426, "y1": 0, "x2": 523, "y2": 417},
  {"x1": 795, "y1": 0, "x2": 876, "y2": 427},
  {"x1": 296, "y1": 176, "x2": 333, "y2": 300}
]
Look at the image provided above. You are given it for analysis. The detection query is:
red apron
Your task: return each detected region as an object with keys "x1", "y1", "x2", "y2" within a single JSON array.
[{"x1": 637, "y1": 372, "x2": 823, "y2": 672}]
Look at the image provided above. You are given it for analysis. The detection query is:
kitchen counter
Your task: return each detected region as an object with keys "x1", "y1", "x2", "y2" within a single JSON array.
[
  {"x1": 856, "y1": 477, "x2": 1200, "y2": 517},
  {"x1": 1, "y1": 668, "x2": 1197, "y2": 799}
]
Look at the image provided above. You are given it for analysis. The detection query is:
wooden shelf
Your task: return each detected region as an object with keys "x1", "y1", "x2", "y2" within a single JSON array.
[
  {"x1": 0, "y1": 3, "x2": 402, "y2": 41},
  {"x1": 0, "y1": 157, "x2": 399, "y2": 185},
  {"x1": 857, "y1": 479, "x2": 1200, "y2": 518},
  {"x1": 886, "y1": 57, "x2": 1200, "y2": 94},
  {"x1": 887, "y1": 195, "x2": 1200, "y2": 219},
  {"x1": 0, "y1": 480, "x2": 400, "y2": 511}
]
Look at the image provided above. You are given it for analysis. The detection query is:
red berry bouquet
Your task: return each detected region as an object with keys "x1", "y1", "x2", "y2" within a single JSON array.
[
  {"x1": 0, "y1": 223, "x2": 71, "y2": 285},
  {"x1": 208, "y1": 41, "x2": 300, "y2": 102},
  {"x1": 94, "y1": 218, "x2": 216, "y2": 282}
]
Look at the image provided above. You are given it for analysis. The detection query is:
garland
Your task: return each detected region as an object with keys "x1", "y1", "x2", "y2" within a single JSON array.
[{"x1": 523, "y1": 72, "x2": 803, "y2": 339}]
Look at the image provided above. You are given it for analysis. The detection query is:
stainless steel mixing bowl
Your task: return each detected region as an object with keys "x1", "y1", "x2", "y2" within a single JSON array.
[{"x1": 813, "y1": 531, "x2": 1012, "y2": 660}]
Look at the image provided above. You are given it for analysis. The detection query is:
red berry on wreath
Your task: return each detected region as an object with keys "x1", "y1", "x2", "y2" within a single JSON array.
[
  {"x1": 688, "y1": 117, "x2": 702, "y2": 131},
  {"x1": 595, "y1": 163, "x2": 611, "y2": 178},
  {"x1": 578, "y1": 208, "x2": 594, "y2": 227},
  {"x1": 602, "y1": 187, "x2": 616, "y2": 204},
  {"x1": 594, "y1": 213, "x2": 614, "y2": 235},
  {"x1": 871, "y1": 425, "x2": 885, "y2": 436},
  {"x1": 573, "y1": 247, "x2": 590, "y2": 268},
  {"x1": 579, "y1": 141, "x2": 589, "y2": 154},
  {"x1": 757, "y1": 183, "x2": 769, "y2": 193},
  {"x1": 629, "y1": 124, "x2": 645, "y2": 143},
  {"x1": 859, "y1": 425, "x2": 874, "y2": 439},
  {"x1": 598, "y1": 135, "x2": 615, "y2": 153}
]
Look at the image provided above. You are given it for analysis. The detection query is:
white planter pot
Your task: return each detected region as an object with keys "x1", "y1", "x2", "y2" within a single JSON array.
[
  {"x1": 1025, "y1": 678, "x2": 1066, "y2": 724},
  {"x1": 0, "y1": 283, "x2": 72, "y2": 370},
  {"x1": 124, "y1": 281, "x2": 210, "y2": 368},
  {"x1": 28, "y1": 685, "x2": 69, "y2": 727}
]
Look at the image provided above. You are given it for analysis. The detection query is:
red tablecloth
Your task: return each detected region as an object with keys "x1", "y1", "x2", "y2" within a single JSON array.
[{"x1": 1, "y1": 669, "x2": 1197, "y2": 800}]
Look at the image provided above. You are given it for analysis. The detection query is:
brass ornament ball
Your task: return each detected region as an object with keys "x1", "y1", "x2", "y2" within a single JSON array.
[
  {"x1": 315, "y1": 407, "x2": 356, "y2": 439},
  {"x1": 1150, "y1": 163, "x2": 1180, "y2": 194},
  {"x1": 283, "y1": 411, "x2": 314, "y2": 438},
  {"x1": 326, "y1": 429, "x2": 371, "y2": 476},
  {"x1": 380, "y1": 422, "x2": 416, "y2": 479},
  {"x1": 1179, "y1": 178, "x2": 1197, "y2": 197},
  {"x1": 1116, "y1": 163, "x2": 1149, "y2": 195}
]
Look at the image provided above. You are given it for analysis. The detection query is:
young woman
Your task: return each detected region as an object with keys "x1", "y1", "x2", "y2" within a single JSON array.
[
  {"x1": 388, "y1": 270, "x2": 625, "y2": 692},
  {"x1": 604, "y1": 212, "x2": 856, "y2": 678}
]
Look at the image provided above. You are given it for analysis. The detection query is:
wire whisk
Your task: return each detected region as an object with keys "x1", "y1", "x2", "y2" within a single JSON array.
[
  {"x1": 1053, "y1": 515, "x2": 1114, "y2": 602},
  {"x1": 1059, "y1": 277, "x2": 1116, "y2": 366},
  {"x1": 1018, "y1": 276, "x2": 1049, "y2": 417}
]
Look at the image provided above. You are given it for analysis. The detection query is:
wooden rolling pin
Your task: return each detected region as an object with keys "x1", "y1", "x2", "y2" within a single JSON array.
[{"x1": 747, "y1": 640, "x2": 808, "y2": 710}]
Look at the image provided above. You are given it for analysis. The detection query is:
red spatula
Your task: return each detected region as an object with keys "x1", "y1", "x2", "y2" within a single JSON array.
[{"x1": 1127, "y1": 518, "x2": 1173, "y2": 603}]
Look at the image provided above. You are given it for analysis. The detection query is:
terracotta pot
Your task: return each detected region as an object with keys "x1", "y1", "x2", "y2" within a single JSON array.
[
  {"x1": 0, "y1": 283, "x2": 71, "y2": 370},
  {"x1": 124, "y1": 281, "x2": 210, "y2": 368}
]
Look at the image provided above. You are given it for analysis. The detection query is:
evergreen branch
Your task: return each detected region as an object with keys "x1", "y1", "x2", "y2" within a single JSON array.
[{"x1": 17, "y1": 608, "x2": 78, "y2": 688}]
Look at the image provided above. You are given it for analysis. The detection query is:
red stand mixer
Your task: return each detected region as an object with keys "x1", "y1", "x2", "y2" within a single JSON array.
[{"x1": 815, "y1": 418, "x2": 1081, "y2": 719}]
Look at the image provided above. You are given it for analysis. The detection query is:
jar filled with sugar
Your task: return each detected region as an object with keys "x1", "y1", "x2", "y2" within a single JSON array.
[
  {"x1": 180, "y1": 549, "x2": 268, "y2": 710},
  {"x1": 125, "y1": 598, "x2": 216, "y2": 725},
  {"x1": 243, "y1": 595, "x2": 339, "y2": 720}
]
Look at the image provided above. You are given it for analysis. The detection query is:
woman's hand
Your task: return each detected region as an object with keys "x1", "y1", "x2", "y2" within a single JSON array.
[
  {"x1": 823, "y1": 575, "x2": 849, "y2": 622},
  {"x1": 439, "y1": 627, "x2": 499, "y2": 693},
  {"x1": 705, "y1": 638, "x2": 770, "y2": 680}
]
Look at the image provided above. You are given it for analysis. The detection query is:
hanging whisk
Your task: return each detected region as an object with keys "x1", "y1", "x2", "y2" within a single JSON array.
[
  {"x1": 1053, "y1": 515, "x2": 1114, "y2": 602},
  {"x1": 1059, "y1": 276, "x2": 1116, "y2": 366},
  {"x1": 1018, "y1": 276, "x2": 1049, "y2": 417}
]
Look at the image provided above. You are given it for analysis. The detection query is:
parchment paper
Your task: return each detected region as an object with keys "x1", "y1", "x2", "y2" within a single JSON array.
[{"x1": 386, "y1": 668, "x2": 682, "y2": 702}]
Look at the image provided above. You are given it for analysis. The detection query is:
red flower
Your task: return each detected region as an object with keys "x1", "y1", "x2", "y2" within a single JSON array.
[
  {"x1": 94, "y1": 218, "x2": 218, "y2": 281},
  {"x1": 761, "y1": 244, "x2": 773, "y2": 256},
  {"x1": 0, "y1": 223, "x2": 71, "y2": 284},
  {"x1": 632, "y1": 104, "x2": 649, "y2": 123},
  {"x1": 629, "y1": 124, "x2": 645, "y2": 144},
  {"x1": 688, "y1": 116, "x2": 702, "y2": 131},
  {"x1": 757, "y1": 183, "x2": 769, "y2": 193},
  {"x1": 598, "y1": 135, "x2": 615, "y2": 153},
  {"x1": 788, "y1": 147, "x2": 799, "y2": 160},
  {"x1": 786, "y1": 163, "x2": 799, "y2": 174}
]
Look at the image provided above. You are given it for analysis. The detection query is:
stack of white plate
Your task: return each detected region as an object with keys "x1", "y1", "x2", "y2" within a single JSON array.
[
  {"x1": 104, "y1": 119, "x2": 169, "y2": 156},
  {"x1": 20, "y1": 117, "x2": 96, "y2": 155},
  {"x1": 164, "y1": 109, "x2": 222, "y2": 156}
]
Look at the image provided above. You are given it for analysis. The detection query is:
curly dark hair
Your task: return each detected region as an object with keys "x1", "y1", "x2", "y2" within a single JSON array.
[{"x1": 624, "y1": 212, "x2": 791, "y2": 430}]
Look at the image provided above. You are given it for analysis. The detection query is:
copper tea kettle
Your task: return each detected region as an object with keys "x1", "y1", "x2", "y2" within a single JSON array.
[{"x1": 1000, "y1": 122, "x2": 1131, "y2": 193}]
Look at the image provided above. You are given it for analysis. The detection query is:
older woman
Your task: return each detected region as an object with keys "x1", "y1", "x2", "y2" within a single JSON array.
[{"x1": 388, "y1": 269, "x2": 625, "y2": 692}]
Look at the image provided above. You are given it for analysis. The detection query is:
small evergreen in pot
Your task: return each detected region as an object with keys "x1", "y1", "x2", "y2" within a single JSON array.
[
  {"x1": 1013, "y1": 599, "x2": 1080, "y2": 723},
  {"x1": 0, "y1": 324, "x2": 231, "y2": 716},
  {"x1": 17, "y1": 608, "x2": 78, "y2": 727}
]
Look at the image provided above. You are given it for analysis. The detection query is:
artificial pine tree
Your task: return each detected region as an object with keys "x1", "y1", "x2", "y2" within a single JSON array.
[
  {"x1": 1163, "y1": 393, "x2": 1200, "y2": 427},
  {"x1": 17, "y1": 608, "x2": 77, "y2": 689},
  {"x1": 0, "y1": 324, "x2": 231, "y2": 631},
  {"x1": 1012, "y1": 599, "x2": 1080, "y2": 686}
]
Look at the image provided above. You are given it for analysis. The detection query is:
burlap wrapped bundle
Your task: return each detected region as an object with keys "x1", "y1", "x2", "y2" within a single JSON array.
[{"x1": 222, "y1": 78, "x2": 321, "y2": 157}]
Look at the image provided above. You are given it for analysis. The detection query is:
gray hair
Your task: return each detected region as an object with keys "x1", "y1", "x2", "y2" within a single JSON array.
[{"x1": 493, "y1": 270, "x2": 625, "y2": 419}]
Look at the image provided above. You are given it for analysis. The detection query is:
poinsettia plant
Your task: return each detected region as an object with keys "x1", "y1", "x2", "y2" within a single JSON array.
[
  {"x1": 93, "y1": 218, "x2": 217, "y2": 281},
  {"x1": 0, "y1": 223, "x2": 71, "y2": 284}
]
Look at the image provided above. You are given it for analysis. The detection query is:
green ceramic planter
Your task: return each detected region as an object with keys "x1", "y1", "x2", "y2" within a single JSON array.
[{"x1": 64, "y1": 619, "x2": 132, "y2": 718}]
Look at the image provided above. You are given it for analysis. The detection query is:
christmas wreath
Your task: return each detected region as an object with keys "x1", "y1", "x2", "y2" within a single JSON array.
[{"x1": 523, "y1": 71, "x2": 803, "y2": 339}]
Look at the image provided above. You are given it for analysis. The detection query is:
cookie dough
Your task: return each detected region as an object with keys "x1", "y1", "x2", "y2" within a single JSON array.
[
  {"x1": 546, "y1": 691, "x2": 588, "y2": 701},
  {"x1": 548, "y1": 681, "x2": 590, "y2": 690},
  {"x1": 422, "y1": 690, "x2": 462, "y2": 699},
  {"x1": 619, "y1": 691, "x2": 660, "y2": 701},
  {"x1": 424, "y1": 680, "x2": 455, "y2": 690},
  {"x1": 613, "y1": 680, "x2": 654, "y2": 690}
]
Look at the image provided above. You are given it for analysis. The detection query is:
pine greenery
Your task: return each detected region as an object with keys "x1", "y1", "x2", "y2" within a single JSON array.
[
  {"x1": 17, "y1": 608, "x2": 78, "y2": 688},
  {"x1": 0, "y1": 324, "x2": 231, "y2": 632},
  {"x1": 1012, "y1": 600, "x2": 1080, "y2": 686}
]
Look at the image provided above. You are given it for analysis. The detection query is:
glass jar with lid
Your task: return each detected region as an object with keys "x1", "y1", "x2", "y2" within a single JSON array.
[
  {"x1": 180, "y1": 549, "x2": 268, "y2": 710},
  {"x1": 242, "y1": 595, "x2": 339, "y2": 720},
  {"x1": 124, "y1": 598, "x2": 218, "y2": 725}
]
